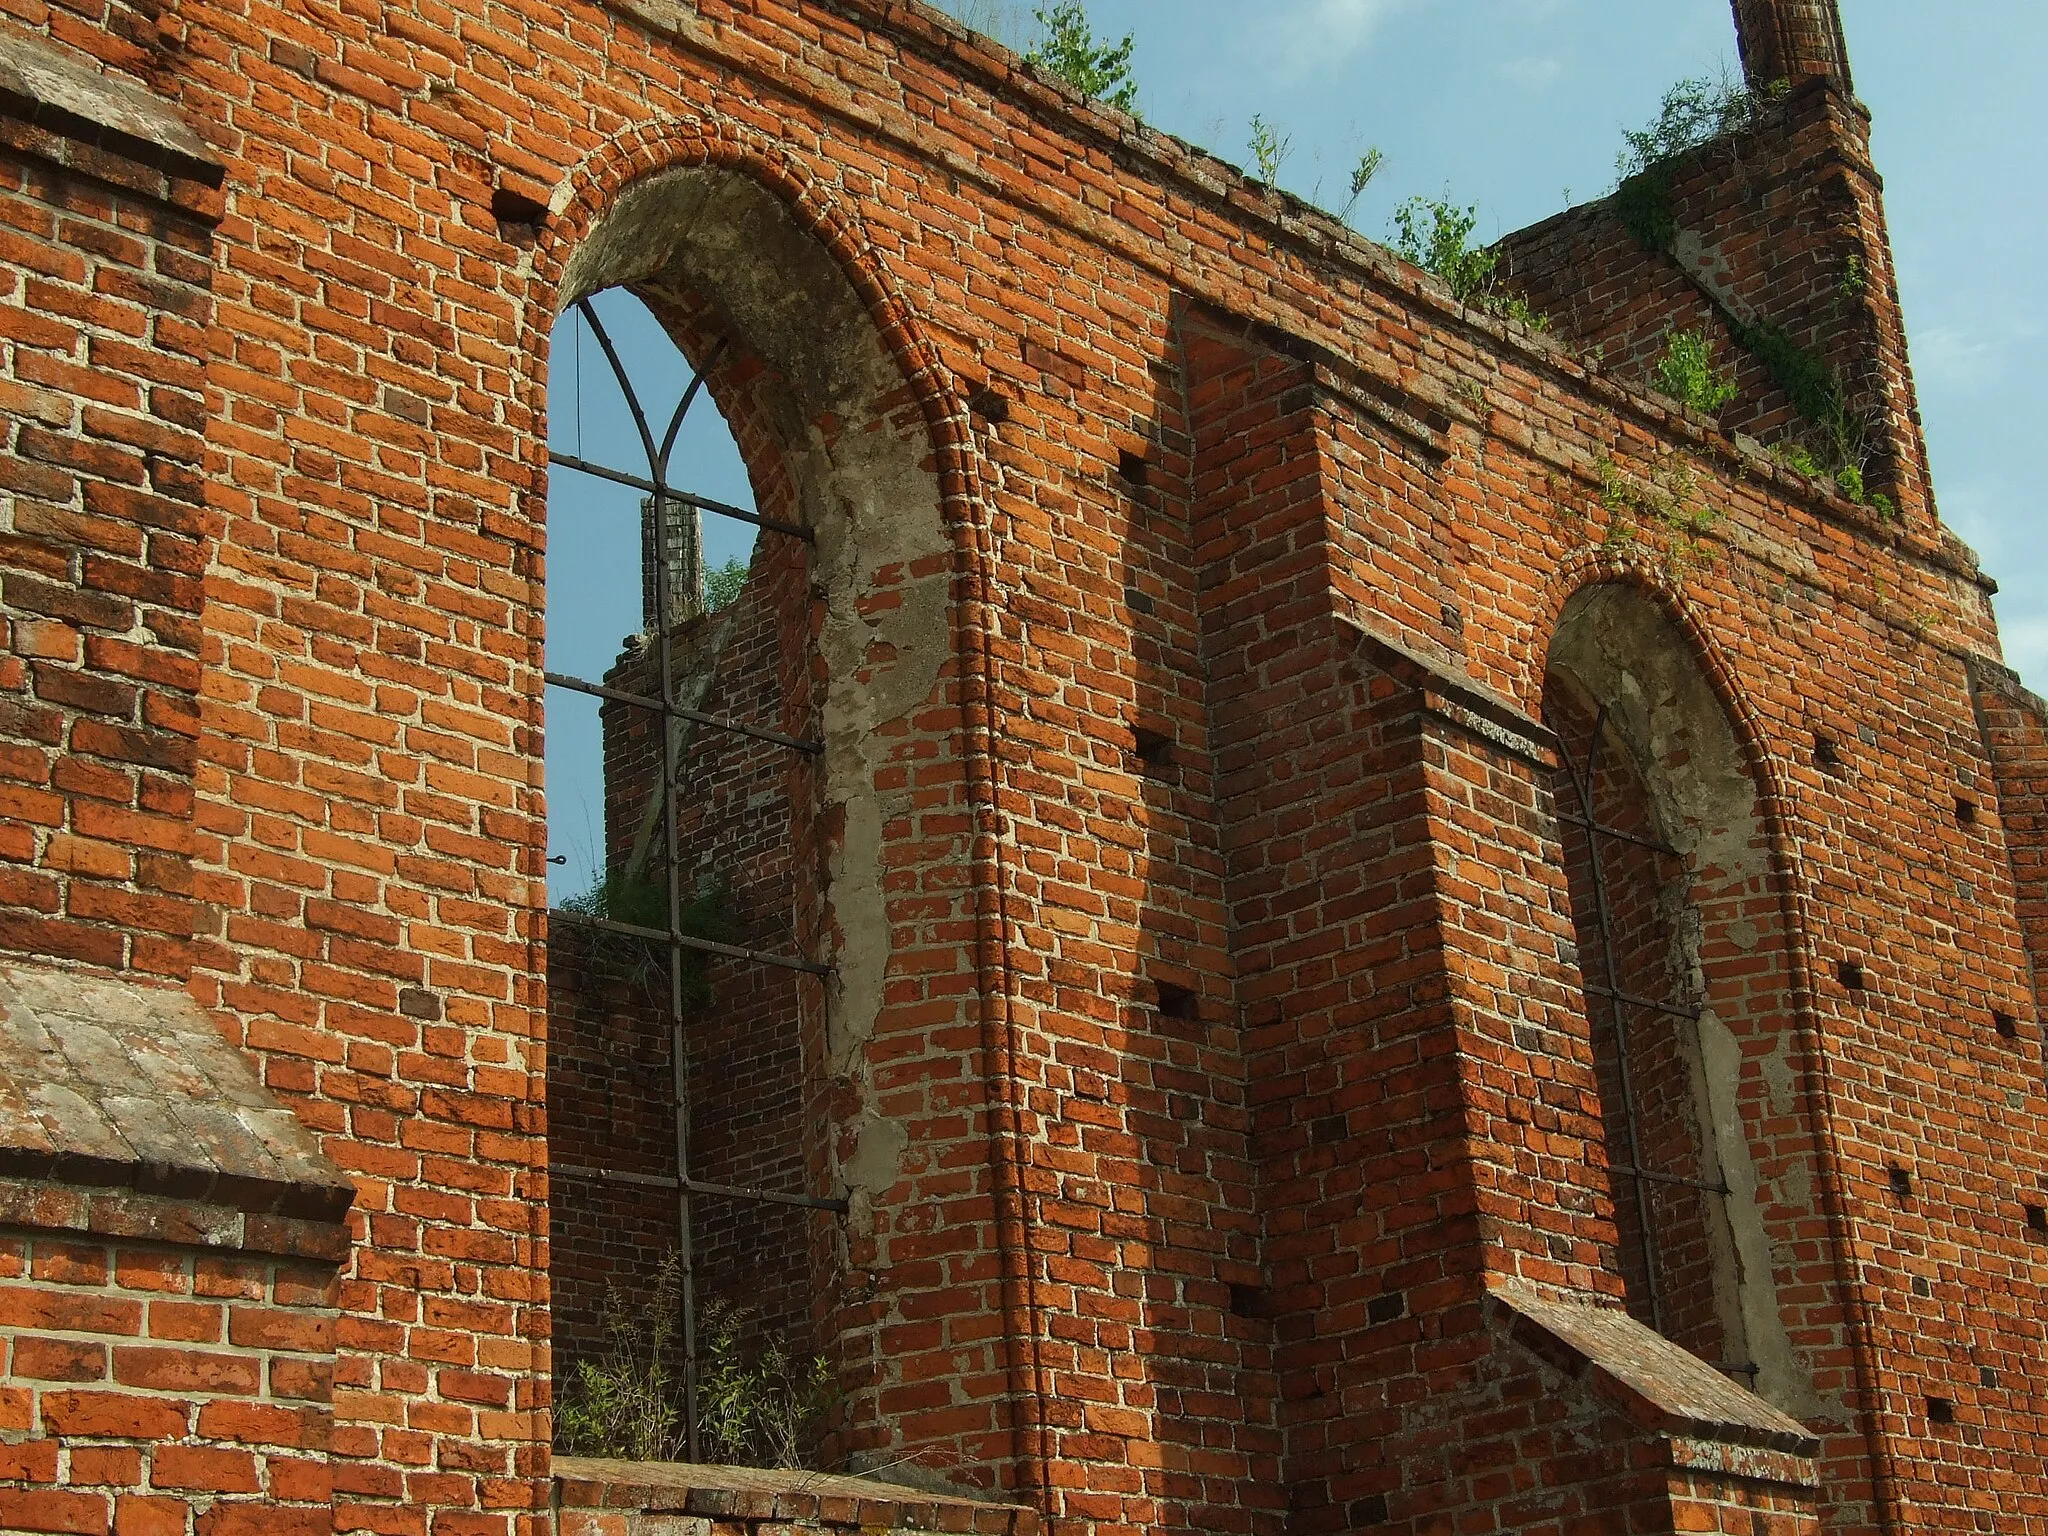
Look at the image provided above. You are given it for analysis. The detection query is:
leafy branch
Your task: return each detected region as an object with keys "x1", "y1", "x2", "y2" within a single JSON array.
[
  {"x1": 1390, "y1": 196, "x2": 1547, "y2": 330},
  {"x1": 1026, "y1": 3, "x2": 1137, "y2": 114}
]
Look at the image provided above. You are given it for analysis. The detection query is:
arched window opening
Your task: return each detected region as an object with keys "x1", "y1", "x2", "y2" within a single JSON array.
[
  {"x1": 1544, "y1": 583, "x2": 1813, "y2": 1410},
  {"x1": 544, "y1": 285, "x2": 841, "y2": 1465},
  {"x1": 1546, "y1": 685, "x2": 1749, "y2": 1373}
]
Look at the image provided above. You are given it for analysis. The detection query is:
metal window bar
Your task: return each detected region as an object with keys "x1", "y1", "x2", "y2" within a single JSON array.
[
  {"x1": 1552, "y1": 706, "x2": 1737, "y2": 1355},
  {"x1": 1554, "y1": 717, "x2": 1762, "y2": 1388},
  {"x1": 547, "y1": 297, "x2": 845, "y2": 1462}
]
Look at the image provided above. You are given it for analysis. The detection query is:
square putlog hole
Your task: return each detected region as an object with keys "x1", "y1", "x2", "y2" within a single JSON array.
[
  {"x1": 1131, "y1": 727, "x2": 1175, "y2": 778},
  {"x1": 1838, "y1": 959, "x2": 1867, "y2": 991},
  {"x1": 1153, "y1": 980, "x2": 1200, "y2": 1023}
]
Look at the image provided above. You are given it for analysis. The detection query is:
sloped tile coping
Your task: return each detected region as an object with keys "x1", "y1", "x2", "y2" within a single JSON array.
[
  {"x1": 1490, "y1": 1274, "x2": 1822, "y2": 1469},
  {"x1": 0, "y1": 966, "x2": 354, "y2": 1238}
]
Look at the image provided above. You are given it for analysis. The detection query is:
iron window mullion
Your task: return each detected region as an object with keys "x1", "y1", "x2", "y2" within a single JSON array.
[
  {"x1": 545, "y1": 670, "x2": 824, "y2": 757},
  {"x1": 1563, "y1": 709, "x2": 1668, "y2": 1336}
]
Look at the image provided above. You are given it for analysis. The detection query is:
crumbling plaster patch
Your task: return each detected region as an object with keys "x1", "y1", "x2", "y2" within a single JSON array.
[{"x1": 559, "y1": 167, "x2": 951, "y2": 1224}]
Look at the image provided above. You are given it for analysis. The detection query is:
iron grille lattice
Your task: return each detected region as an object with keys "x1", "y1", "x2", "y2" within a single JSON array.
[
  {"x1": 547, "y1": 297, "x2": 846, "y2": 1460},
  {"x1": 1551, "y1": 703, "x2": 1759, "y2": 1384}
]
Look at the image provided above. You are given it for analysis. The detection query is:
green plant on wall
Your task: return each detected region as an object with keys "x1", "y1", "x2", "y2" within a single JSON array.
[
  {"x1": 1026, "y1": 3, "x2": 1137, "y2": 113},
  {"x1": 1732, "y1": 321, "x2": 1895, "y2": 517},
  {"x1": 1596, "y1": 452, "x2": 1721, "y2": 579},
  {"x1": 703, "y1": 555, "x2": 749, "y2": 612},
  {"x1": 1652, "y1": 327, "x2": 1738, "y2": 416},
  {"x1": 1389, "y1": 196, "x2": 1548, "y2": 330},
  {"x1": 556, "y1": 1252, "x2": 836, "y2": 1468},
  {"x1": 1614, "y1": 72, "x2": 1786, "y2": 252},
  {"x1": 1338, "y1": 145, "x2": 1385, "y2": 225},
  {"x1": 556, "y1": 872, "x2": 735, "y2": 1006},
  {"x1": 1247, "y1": 114, "x2": 1292, "y2": 185}
]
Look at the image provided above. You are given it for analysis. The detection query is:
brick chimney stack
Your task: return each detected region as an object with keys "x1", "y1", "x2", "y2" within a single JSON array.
[{"x1": 1729, "y1": 0, "x2": 1854, "y2": 92}]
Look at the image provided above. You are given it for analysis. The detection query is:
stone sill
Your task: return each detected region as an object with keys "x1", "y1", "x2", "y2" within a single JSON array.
[{"x1": 555, "y1": 1458, "x2": 1041, "y2": 1535}]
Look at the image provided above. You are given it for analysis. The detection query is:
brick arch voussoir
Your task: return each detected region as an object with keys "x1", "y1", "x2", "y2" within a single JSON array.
[
  {"x1": 529, "y1": 115, "x2": 984, "y2": 547},
  {"x1": 1527, "y1": 550, "x2": 1801, "y2": 838}
]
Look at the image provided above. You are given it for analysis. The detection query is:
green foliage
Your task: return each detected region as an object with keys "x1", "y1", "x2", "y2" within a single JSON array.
[
  {"x1": 1392, "y1": 197, "x2": 1494, "y2": 304},
  {"x1": 698, "y1": 1297, "x2": 837, "y2": 1470},
  {"x1": 1771, "y1": 441, "x2": 1823, "y2": 479},
  {"x1": 1836, "y1": 252, "x2": 1867, "y2": 309},
  {"x1": 556, "y1": 872, "x2": 735, "y2": 1007},
  {"x1": 1617, "y1": 71, "x2": 1784, "y2": 183},
  {"x1": 1348, "y1": 147, "x2": 1385, "y2": 202},
  {"x1": 1247, "y1": 115, "x2": 1292, "y2": 185},
  {"x1": 703, "y1": 556, "x2": 749, "y2": 612},
  {"x1": 1614, "y1": 165, "x2": 1678, "y2": 252},
  {"x1": 1026, "y1": 4, "x2": 1137, "y2": 114},
  {"x1": 556, "y1": 1252, "x2": 689, "y2": 1462},
  {"x1": 1612, "y1": 72, "x2": 1785, "y2": 252},
  {"x1": 1652, "y1": 327, "x2": 1738, "y2": 416},
  {"x1": 1334, "y1": 145, "x2": 1385, "y2": 226},
  {"x1": 1729, "y1": 316, "x2": 1869, "y2": 480},
  {"x1": 1596, "y1": 453, "x2": 1721, "y2": 578},
  {"x1": 556, "y1": 1253, "x2": 836, "y2": 1469},
  {"x1": 1389, "y1": 197, "x2": 1548, "y2": 331}
]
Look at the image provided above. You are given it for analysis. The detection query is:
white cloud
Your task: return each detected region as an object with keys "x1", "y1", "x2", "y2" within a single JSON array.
[
  {"x1": 1257, "y1": 0, "x2": 1420, "y2": 78},
  {"x1": 1910, "y1": 324, "x2": 1999, "y2": 392}
]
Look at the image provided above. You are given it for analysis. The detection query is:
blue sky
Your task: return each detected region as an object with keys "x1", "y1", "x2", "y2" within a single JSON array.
[{"x1": 546, "y1": 1, "x2": 2044, "y2": 896}]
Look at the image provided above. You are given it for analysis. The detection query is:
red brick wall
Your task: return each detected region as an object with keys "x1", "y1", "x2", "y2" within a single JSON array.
[
  {"x1": 1495, "y1": 79, "x2": 1933, "y2": 523},
  {"x1": 0, "y1": 106, "x2": 218, "y2": 978},
  {"x1": 1975, "y1": 666, "x2": 2048, "y2": 1043},
  {"x1": 0, "y1": 1216, "x2": 341, "y2": 1536},
  {"x1": 2, "y1": 0, "x2": 2045, "y2": 1532}
]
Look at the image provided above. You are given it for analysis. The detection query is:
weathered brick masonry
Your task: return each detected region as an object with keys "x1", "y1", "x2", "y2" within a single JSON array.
[{"x1": 3, "y1": 0, "x2": 2047, "y2": 1533}]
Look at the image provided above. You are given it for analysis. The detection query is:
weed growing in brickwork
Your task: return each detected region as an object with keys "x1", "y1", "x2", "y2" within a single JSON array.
[
  {"x1": 1390, "y1": 197, "x2": 1549, "y2": 331},
  {"x1": 1618, "y1": 71, "x2": 1783, "y2": 182},
  {"x1": 557, "y1": 1254, "x2": 691, "y2": 1461},
  {"x1": 1652, "y1": 327, "x2": 1739, "y2": 416},
  {"x1": 704, "y1": 556, "x2": 749, "y2": 611},
  {"x1": 1836, "y1": 252, "x2": 1868, "y2": 311},
  {"x1": 557, "y1": 1252, "x2": 836, "y2": 1468},
  {"x1": 1247, "y1": 115, "x2": 1292, "y2": 186},
  {"x1": 1340, "y1": 146, "x2": 1386, "y2": 224},
  {"x1": 1772, "y1": 440, "x2": 1897, "y2": 522},
  {"x1": 554, "y1": 873, "x2": 734, "y2": 1005},
  {"x1": 1026, "y1": 3, "x2": 1138, "y2": 114},
  {"x1": 699, "y1": 1296, "x2": 838, "y2": 1470},
  {"x1": 1736, "y1": 322, "x2": 1896, "y2": 518},
  {"x1": 1596, "y1": 452, "x2": 1720, "y2": 578},
  {"x1": 1614, "y1": 71, "x2": 1787, "y2": 252}
]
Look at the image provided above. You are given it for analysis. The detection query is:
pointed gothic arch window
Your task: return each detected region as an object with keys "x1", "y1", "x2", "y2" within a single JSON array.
[{"x1": 1544, "y1": 583, "x2": 1813, "y2": 1411}]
